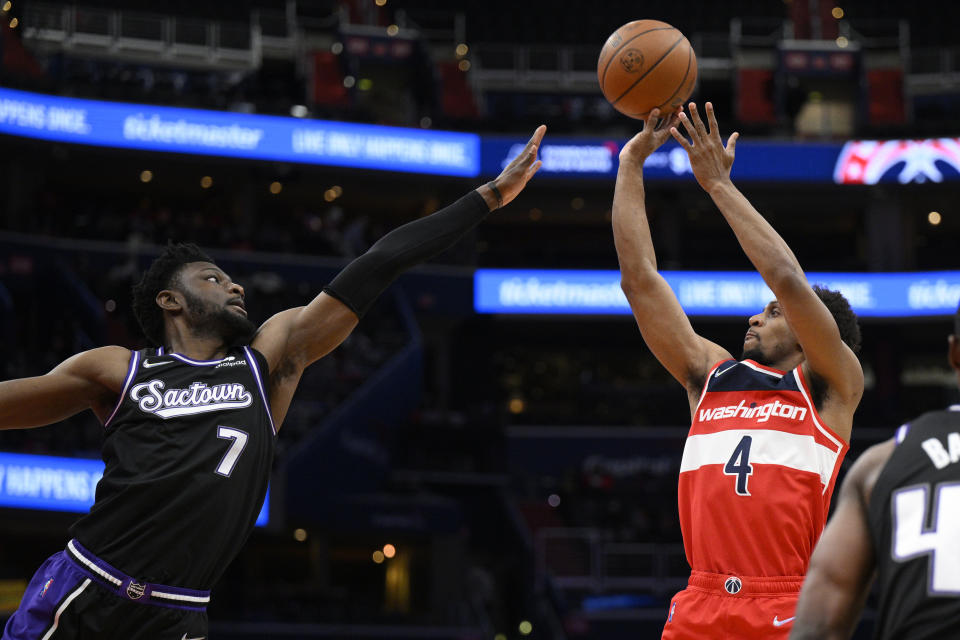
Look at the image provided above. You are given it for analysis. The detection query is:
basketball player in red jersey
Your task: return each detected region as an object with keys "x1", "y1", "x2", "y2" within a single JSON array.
[{"x1": 611, "y1": 102, "x2": 864, "y2": 639}]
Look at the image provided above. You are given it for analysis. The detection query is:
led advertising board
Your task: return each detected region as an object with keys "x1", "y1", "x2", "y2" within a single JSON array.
[
  {"x1": 475, "y1": 269, "x2": 960, "y2": 318},
  {"x1": 0, "y1": 452, "x2": 269, "y2": 526}
]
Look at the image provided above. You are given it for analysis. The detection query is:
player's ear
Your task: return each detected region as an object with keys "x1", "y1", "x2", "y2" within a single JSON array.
[
  {"x1": 948, "y1": 335, "x2": 960, "y2": 373},
  {"x1": 156, "y1": 289, "x2": 182, "y2": 312}
]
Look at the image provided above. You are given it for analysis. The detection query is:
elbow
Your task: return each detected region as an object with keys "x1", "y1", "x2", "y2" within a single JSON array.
[
  {"x1": 766, "y1": 265, "x2": 806, "y2": 294},
  {"x1": 619, "y1": 273, "x2": 646, "y2": 298}
]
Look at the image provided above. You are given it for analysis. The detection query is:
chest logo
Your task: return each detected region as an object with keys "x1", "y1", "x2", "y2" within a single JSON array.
[
  {"x1": 698, "y1": 399, "x2": 807, "y2": 424},
  {"x1": 130, "y1": 379, "x2": 253, "y2": 419},
  {"x1": 143, "y1": 359, "x2": 173, "y2": 369}
]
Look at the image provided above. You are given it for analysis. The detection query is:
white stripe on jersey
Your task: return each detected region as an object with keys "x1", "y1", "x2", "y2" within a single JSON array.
[
  {"x1": 740, "y1": 360, "x2": 785, "y2": 379},
  {"x1": 680, "y1": 429, "x2": 840, "y2": 486}
]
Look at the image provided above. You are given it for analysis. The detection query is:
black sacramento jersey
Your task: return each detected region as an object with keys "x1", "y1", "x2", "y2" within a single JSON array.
[
  {"x1": 867, "y1": 406, "x2": 960, "y2": 640},
  {"x1": 70, "y1": 346, "x2": 276, "y2": 590}
]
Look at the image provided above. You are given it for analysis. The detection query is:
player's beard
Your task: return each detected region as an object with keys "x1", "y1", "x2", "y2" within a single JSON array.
[
  {"x1": 741, "y1": 345, "x2": 772, "y2": 366},
  {"x1": 182, "y1": 290, "x2": 256, "y2": 347}
]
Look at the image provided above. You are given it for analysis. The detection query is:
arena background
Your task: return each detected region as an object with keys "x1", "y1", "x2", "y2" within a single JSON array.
[{"x1": 1, "y1": 1, "x2": 959, "y2": 638}]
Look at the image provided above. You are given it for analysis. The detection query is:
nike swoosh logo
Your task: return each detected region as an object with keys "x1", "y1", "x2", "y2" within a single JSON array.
[
  {"x1": 181, "y1": 634, "x2": 206, "y2": 640},
  {"x1": 772, "y1": 616, "x2": 795, "y2": 627},
  {"x1": 714, "y1": 365, "x2": 733, "y2": 378},
  {"x1": 143, "y1": 360, "x2": 173, "y2": 368}
]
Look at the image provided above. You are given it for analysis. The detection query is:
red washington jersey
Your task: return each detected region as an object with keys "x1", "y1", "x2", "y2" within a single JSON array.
[{"x1": 678, "y1": 359, "x2": 848, "y2": 577}]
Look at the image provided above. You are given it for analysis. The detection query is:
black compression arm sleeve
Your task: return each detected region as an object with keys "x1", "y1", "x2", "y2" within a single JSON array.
[{"x1": 323, "y1": 189, "x2": 490, "y2": 317}]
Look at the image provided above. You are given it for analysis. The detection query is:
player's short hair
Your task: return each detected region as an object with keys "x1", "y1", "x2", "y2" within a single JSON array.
[
  {"x1": 132, "y1": 243, "x2": 214, "y2": 346},
  {"x1": 812, "y1": 285, "x2": 862, "y2": 354}
]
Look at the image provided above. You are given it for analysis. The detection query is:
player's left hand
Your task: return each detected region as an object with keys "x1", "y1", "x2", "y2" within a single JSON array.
[
  {"x1": 671, "y1": 102, "x2": 739, "y2": 193},
  {"x1": 619, "y1": 107, "x2": 683, "y2": 164},
  {"x1": 487, "y1": 124, "x2": 546, "y2": 208}
]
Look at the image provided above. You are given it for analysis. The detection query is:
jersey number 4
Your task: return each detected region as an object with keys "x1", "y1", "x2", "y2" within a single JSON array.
[
  {"x1": 215, "y1": 427, "x2": 249, "y2": 477},
  {"x1": 724, "y1": 435, "x2": 754, "y2": 496},
  {"x1": 892, "y1": 482, "x2": 960, "y2": 595}
]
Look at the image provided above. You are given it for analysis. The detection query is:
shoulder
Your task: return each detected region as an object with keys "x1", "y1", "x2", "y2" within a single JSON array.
[
  {"x1": 59, "y1": 346, "x2": 132, "y2": 374},
  {"x1": 687, "y1": 357, "x2": 737, "y2": 393},
  {"x1": 52, "y1": 345, "x2": 133, "y2": 395},
  {"x1": 845, "y1": 439, "x2": 896, "y2": 505},
  {"x1": 801, "y1": 350, "x2": 864, "y2": 404}
]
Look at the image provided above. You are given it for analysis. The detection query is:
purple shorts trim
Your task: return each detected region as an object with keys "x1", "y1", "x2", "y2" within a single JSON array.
[
  {"x1": 65, "y1": 539, "x2": 210, "y2": 611},
  {"x1": 2, "y1": 552, "x2": 89, "y2": 640}
]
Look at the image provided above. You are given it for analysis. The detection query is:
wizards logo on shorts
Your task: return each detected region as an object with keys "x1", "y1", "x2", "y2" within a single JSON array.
[
  {"x1": 39, "y1": 578, "x2": 54, "y2": 598},
  {"x1": 833, "y1": 138, "x2": 960, "y2": 185}
]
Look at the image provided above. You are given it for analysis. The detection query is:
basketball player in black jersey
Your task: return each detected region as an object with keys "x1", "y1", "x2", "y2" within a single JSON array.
[
  {"x1": 0, "y1": 125, "x2": 545, "y2": 640},
  {"x1": 791, "y1": 303, "x2": 960, "y2": 640}
]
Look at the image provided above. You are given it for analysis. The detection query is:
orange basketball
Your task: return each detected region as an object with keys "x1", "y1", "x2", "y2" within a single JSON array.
[{"x1": 597, "y1": 19, "x2": 698, "y2": 119}]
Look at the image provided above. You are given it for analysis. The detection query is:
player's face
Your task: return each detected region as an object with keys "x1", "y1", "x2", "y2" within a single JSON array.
[
  {"x1": 178, "y1": 262, "x2": 255, "y2": 345},
  {"x1": 742, "y1": 300, "x2": 800, "y2": 367}
]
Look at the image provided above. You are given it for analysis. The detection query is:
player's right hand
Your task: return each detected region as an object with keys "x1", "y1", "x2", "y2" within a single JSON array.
[
  {"x1": 619, "y1": 107, "x2": 682, "y2": 164},
  {"x1": 487, "y1": 124, "x2": 546, "y2": 208}
]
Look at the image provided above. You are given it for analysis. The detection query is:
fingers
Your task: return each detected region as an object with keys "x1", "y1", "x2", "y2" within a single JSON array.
[
  {"x1": 529, "y1": 124, "x2": 546, "y2": 146},
  {"x1": 727, "y1": 131, "x2": 739, "y2": 155},
  {"x1": 688, "y1": 102, "x2": 708, "y2": 139},
  {"x1": 524, "y1": 159, "x2": 543, "y2": 181},
  {"x1": 670, "y1": 126, "x2": 692, "y2": 151},
  {"x1": 663, "y1": 109, "x2": 683, "y2": 132},
  {"x1": 677, "y1": 112, "x2": 697, "y2": 145},
  {"x1": 706, "y1": 102, "x2": 721, "y2": 140},
  {"x1": 506, "y1": 125, "x2": 545, "y2": 171},
  {"x1": 643, "y1": 108, "x2": 661, "y2": 132}
]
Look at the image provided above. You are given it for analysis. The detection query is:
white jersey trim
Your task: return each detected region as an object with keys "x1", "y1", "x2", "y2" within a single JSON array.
[
  {"x1": 104, "y1": 350, "x2": 140, "y2": 429},
  {"x1": 168, "y1": 353, "x2": 235, "y2": 366},
  {"x1": 243, "y1": 346, "x2": 276, "y2": 436},
  {"x1": 741, "y1": 360, "x2": 785, "y2": 379},
  {"x1": 151, "y1": 590, "x2": 211, "y2": 604},
  {"x1": 41, "y1": 579, "x2": 91, "y2": 640},
  {"x1": 67, "y1": 540, "x2": 122, "y2": 586},
  {"x1": 680, "y1": 429, "x2": 839, "y2": 487},
  {"x1": 792, "y1": 368, "x2": 844, "y2": 450}
]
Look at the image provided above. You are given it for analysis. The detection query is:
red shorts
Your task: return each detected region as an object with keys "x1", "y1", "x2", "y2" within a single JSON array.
[{"x1": 661, "y1": 571, "x2": 803, "y2": 640}]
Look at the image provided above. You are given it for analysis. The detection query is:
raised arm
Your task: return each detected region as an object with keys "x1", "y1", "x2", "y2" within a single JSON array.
[
  {"x1": 0, "y1": 346, "x2": 130, "y2": 429},
  {"x1": 614, "y1": 109, "x2": 731, "y2": 395},
  {"x1": 790, "y1": 440, "x2": 894, "y2": 640},
  {"x1": 671, "y1": 103, "x2": 863, "y2": 418},
  {"x1": 252, "y1": 126, "x2": 546, "y2": 427}
]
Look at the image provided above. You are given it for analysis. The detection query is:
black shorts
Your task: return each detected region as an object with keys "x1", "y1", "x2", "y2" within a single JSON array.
[{"x1": 3, "y1": 542, "x2": 209, "y2": 640}]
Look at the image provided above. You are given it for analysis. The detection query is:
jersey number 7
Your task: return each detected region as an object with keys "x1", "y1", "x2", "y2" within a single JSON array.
[{"x1": 215, "y1": 427, "x2": 249, "y2": 478}]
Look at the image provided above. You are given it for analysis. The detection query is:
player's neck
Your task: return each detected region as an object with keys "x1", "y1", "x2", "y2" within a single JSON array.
[
  {"x1": 164, "y1": 326, "x2": 230, "y2": 361},
  {"x1": 768, "y1": 353, "x2": 804, "y2": 373}
]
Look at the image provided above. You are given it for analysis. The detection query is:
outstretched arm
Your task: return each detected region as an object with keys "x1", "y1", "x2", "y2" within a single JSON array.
[
  {"x1": 0, "y1": 346, "x2": 130, "y2": 429},
  {"x1": 613, "y1": 109, "x2": 731, "y2": 394},
  {"x1": 790, "y1": 440, "x2": 894, "y2": 640},
  {"x1": 671, "y1": 103, "x2": 863, "y2": 426},
  {"x1": 253, "y1": 126, "x2": 546, "y2": 426}
]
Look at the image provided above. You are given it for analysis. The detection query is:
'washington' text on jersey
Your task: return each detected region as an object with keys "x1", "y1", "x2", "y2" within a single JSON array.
[
  {"x1": 130, "y1": 379, "x2": 253, "y2": 419},
  {"x1": 698, "y1": 399, "x2": 808, "y2": 424}
]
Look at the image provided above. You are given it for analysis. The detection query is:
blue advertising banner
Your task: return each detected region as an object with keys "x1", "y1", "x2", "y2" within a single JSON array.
[
  {"x1": 0, "y1": 87, "x2": 479, "y2": 176},
  {"x1": 480, "y1": 137, "x2": 842, "y2": 182},
  {"x1": 0, "y1": 451, "x2": 269, "y2": 526},
  {"x1": 475, "y1": 269, "x2": 960, "y2": 318},
  {"x1": 3, "y1": 87, "x2": 959, "y2": 184}
]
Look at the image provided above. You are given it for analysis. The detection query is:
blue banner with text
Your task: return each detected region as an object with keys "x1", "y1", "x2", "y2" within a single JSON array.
[
  {"x1": 0, "y1": 451, "x2": 269, "y2": 526},
  {"x1": 475, "y1": 269, "x2": 960, "y2": 317}
]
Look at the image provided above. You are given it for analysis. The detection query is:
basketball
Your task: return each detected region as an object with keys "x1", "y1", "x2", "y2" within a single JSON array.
[{"x1": 597, "y1": 19, "x2": 698, "y2": 119}]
